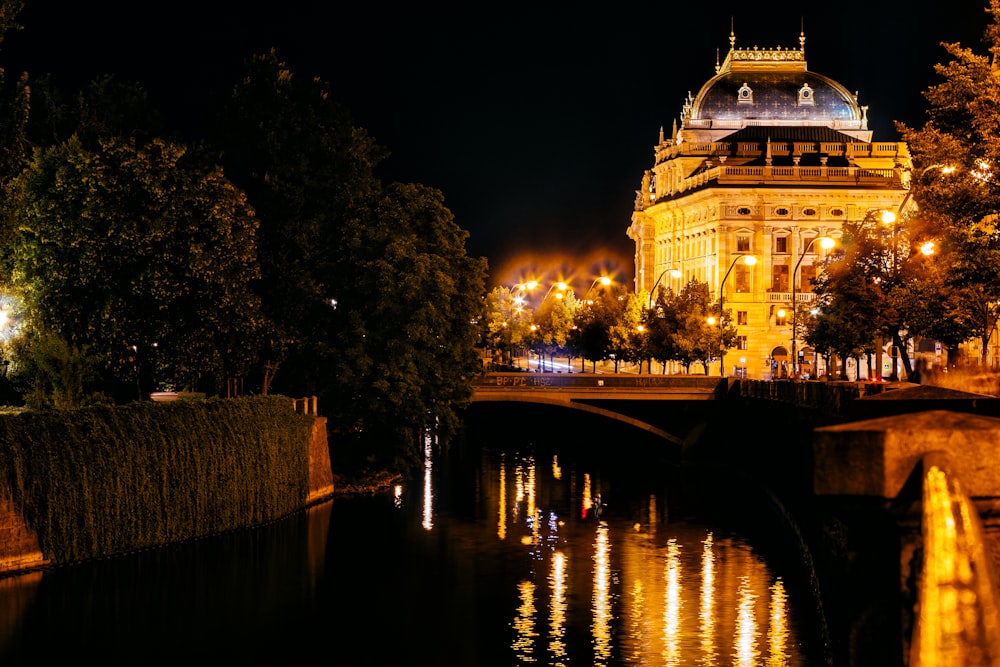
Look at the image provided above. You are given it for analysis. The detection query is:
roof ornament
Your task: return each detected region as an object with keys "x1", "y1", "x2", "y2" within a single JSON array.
[
  {"x1": 730, "y1": 17, "x2": 736, "y2": 51},
  {"x1": 715, "y1": 48, "x2": 721, "y2": 74},
  {"x1": 799, "y1": 17, "x2": 805, "y2": 53}
]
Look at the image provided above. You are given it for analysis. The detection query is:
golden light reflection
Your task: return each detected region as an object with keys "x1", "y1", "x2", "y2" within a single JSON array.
[
  {"x1": 912, "y1": 464, "x2": 1000, "y2": 666},
  {"x1": 552, "y1": 455, "x2": 562, "y2": 480},
  {"x1": 514, "y1": 463, "x2": 525, "y2": 523},
  {"x1": 593, "y1": 521, "x2": 613, "y2": 665},
  {"x1": 497, "y1": 457, "x2": 507, "y2": 540},
  {"x1": 526, "y1": 457, "x2": 537, "y2": 521},
  {"x1": 767, "y1": 578, "x2": 790, "y2": 666},
  {"x1": 421, "y1": 432, "x2": 433, "y2": 531},
  {"x1": 582, "y1": 473, "x2": 592, "y2": 518},
  {"x1": 700, "y1": 532, "x2": 717, "y2": 665},
  {"x1": 512, "y1": 580, "x2": 538, "y2": 662},
  {"x1": 629, "y1": 579, "x2": 647, "y2": 663},
  {"x1": 663, "y1": 538, "x2": 681, "y2": 666},
  {"x1": 549, "y1": 550, "x2": 568, "y2": 663},
  {"x1": 733, "y1": 575, "x2": 760, "y2": 667}
]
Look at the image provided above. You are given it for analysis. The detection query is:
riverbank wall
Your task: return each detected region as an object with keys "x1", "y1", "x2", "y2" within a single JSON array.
[{"x1": 0, "y1": 395, "x2": 333, "y2": 576}]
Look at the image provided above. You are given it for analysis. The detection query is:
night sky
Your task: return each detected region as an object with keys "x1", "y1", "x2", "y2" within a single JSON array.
[{"x1": 0, "y1": 1, "x2": 988, "y2": 289}]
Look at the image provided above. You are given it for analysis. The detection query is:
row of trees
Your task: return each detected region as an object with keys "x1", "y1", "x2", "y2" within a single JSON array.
[
  {"x1": 479, "y1": 279, "x2": 736, "y2": 375},
  {"x1": 0, "y1": 2, "x2": 486, "y2": 470},
  {"x1": 806, "y1": 0, "x2": 1000, "y2": 380}
]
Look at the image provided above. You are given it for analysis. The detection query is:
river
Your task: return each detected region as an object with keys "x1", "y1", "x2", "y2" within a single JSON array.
[{"x1": 0, "y1": 404, "x2": 829, "y2": 665}]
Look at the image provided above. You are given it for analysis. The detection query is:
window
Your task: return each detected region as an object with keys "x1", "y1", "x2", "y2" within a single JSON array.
[
  {"x1": 775, "y1": 207, "x2": 790, "y2": 216},
  {"x1": 736, "y1": 335, "x2": 748, "y2": 350},
  {"x1": 772, "y1": 265, "x2": 789, "y2": 292},
  {"x1": 736, "y1": 235, "x2": 751, "y2": 252},
  {"x1": 775, "y1": 236, "x2": 788, "y2": 253},
  {"x1": 830, "y1": 207, "x2": 844, "y2": 216},
  {"x1": 737, "y1": 206, "x2": 751, "y2": 216},
  {"x1": 803, "y1": 207, "x2": 817, "y2": 216},
  {"x1": 797, "y1": 83, "x2": 815, "y2": 105},
  {"x1": 737, "y1": 311, "x2": 748, "y2": 326},
  {"x1": 799, "y1": 264, "x2": 817, "y2": 291},
  {"x1": 738, "y1": 83, "x2": 753, "y2": 104},
  {"x1": 734, "y1": 265, "x2": 751, "y2": 293}
]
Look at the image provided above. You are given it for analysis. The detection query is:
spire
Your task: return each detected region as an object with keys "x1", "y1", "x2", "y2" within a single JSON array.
[
  {"x1": 799, "y1": 18, "x2": 805, "y2": 53},
  {"x1": 659, "y1": 126, "x2": 665, "y2": 144},
  {"x1": 715, "y1": 48, "x2": 721, "y2": 74},
  {"x1": 729, "y1": 17, "x2": 736, "y2": 50},
  {"x1": 671, "y1": 119, "x2": 678, "y2": 142}
]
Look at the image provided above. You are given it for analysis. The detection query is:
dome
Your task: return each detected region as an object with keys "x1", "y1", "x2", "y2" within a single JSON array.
[
  {"x1": 676, "y1": 33, "x2": 871, "y2": 143},
  {"x1": 693, "y1": 70, "x2": 860, "y2": 123}
]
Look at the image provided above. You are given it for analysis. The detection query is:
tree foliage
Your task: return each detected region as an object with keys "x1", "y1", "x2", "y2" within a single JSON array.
[
  {"x1": 7, "y1": 135, "x2": 265, "y2": 399},
  {"x1": 897, "y1": 0, "x2": 1000, "y2": 364}
]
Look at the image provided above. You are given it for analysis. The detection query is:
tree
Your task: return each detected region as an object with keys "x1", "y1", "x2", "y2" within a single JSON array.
[
  {"x1": 325, "y1": 183, "x2": 486, "y2": 468},
  {"x1": 897, "y1": 0, "x2": 1000, "y2": 366},
  {"x1": 480, "y1": 285, "x2": 533, "y2": 368},
  {"x1": 6, "y1": 135, "x2": 266, "y2": 400},
  {"x1": 215, "y1": 50, "x2": 385, "y2": 396},
  {"x1": 216, "y1": 52, "x2": 487, "y2": 469}
]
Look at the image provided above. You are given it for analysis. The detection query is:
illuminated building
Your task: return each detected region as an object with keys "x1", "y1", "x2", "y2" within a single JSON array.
[{"x1": 628, "y1": 27, "x2": 912, "y2": 379}]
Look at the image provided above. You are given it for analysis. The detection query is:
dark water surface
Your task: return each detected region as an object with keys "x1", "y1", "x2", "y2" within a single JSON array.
[{"x1": 0, "y1": 407, "x2": 828, "y2": 665}]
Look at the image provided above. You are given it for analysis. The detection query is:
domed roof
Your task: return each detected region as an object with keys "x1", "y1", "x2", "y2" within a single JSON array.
[
  {"x1": 693, "y1": 70, "x2": 859, "y2": 123},
  {"x1": 676, "y1": 31, "x2": 871, "y2": 143}
]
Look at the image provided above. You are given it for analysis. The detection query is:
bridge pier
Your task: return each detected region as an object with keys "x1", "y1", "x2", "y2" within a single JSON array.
[{"x1": 813, "y1": 410, "x2": 1000, "y2": 666}]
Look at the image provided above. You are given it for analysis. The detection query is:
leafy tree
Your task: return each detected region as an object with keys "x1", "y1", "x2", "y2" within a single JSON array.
[
  {"x1": 216, "y1": 52, "x2": 487, "y2": 469},
  {"x1": 897, "y1": 0, "x2": 1000, "y2": 365},
  {"x1": 571, "y1": 295, "x2": 614, "y2": 372},
  {"x1": 480, "y1": 285, "x2": 533, "y2": 368},
  {"x1": 326, "y1": 183, "x2": 486, "y2": 468},
  {"x1": 668, "y1": 280, "x2": 717, "y2": 374},
  {"x1": 215, "y1": 50, "x2": 385, "y2": 396},
  {"x1": 531, "y1": 288, "x2": 577, "y2": 371},
  {"x1": 6, "y1": 135, "x2": 265, "y2": 400}
]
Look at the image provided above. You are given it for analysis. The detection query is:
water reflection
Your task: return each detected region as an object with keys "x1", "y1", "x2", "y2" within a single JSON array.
[
  {"x1": 459, "y1": 445, "x2": 809, "y2": 666},
  {"x1": 0, "y1": 425, "x2": 816, "y2": 666}
]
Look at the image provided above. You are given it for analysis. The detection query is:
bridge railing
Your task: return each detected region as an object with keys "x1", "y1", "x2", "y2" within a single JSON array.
[{"x1": 910, "y1": 451, "x2": 1000, "y2": 666}]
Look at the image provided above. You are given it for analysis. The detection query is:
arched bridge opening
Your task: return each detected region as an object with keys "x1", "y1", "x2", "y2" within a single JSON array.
[{"x1": 469, "y1": 373, "x2": 730, "y2": 449}]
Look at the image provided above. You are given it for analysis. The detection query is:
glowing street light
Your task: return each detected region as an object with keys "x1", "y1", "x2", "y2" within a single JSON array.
[
  {"x1": 647, "y1": 267, "x2": 682, "y2": 308},
  {"x1": 584, "y1": 276, "x2": 612, "y2": 303}
]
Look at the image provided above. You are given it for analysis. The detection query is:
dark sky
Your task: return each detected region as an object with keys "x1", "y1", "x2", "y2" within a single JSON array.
[{"x1": 0, "y1": 1, "x2": 989, "y2": 288}]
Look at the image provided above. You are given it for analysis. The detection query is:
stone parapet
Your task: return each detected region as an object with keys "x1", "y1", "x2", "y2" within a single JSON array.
[{"x1": 813, "y1": 409, "x2": 1000, "y2": 499}]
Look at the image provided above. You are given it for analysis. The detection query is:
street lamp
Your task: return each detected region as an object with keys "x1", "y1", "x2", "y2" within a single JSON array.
[
  {"x1": 791, "y1": 236, "x2": 835, "y2": 378},
  {"x1": 717, "y1": 254, "x2": 757, "y2": 376},
  {"x1": 583, "y1": 276, "x2": 612, "y2": 303},
  {"x1": 647, "y1": 267, "x2": 682, "y2": 308}
]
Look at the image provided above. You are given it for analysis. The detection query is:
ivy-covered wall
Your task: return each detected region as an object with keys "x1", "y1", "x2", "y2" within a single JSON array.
[{"x1": 0, "y1": 396, "x2": 320, "y2": 566}]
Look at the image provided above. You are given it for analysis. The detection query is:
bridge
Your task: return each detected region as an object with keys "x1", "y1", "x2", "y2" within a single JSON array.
[
  {"x1": 472, "y1": 372, "x2": 1000, "y2": 665},
  {"x1": 471, "y1": 372, "x2": 730, "y2": 445}
]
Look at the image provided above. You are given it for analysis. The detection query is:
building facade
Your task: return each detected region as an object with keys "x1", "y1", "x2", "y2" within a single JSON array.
[{"x1": 628, "y1": 29, "x2": 913, "y2": 380}]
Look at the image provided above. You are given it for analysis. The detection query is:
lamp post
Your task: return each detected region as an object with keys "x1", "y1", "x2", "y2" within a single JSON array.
[
  {"x1": 791, "y1": 236, "x2": 835, "y2": 378},
  {"x1": 583, "y1": 276, "x2": 612, "y2": 303},
  {"x1": 717, "y1": 254, "x2": 757, "y2": 376},
  {"x1": 647, "y1": 267, "x2": 682, "y2": 308}
]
